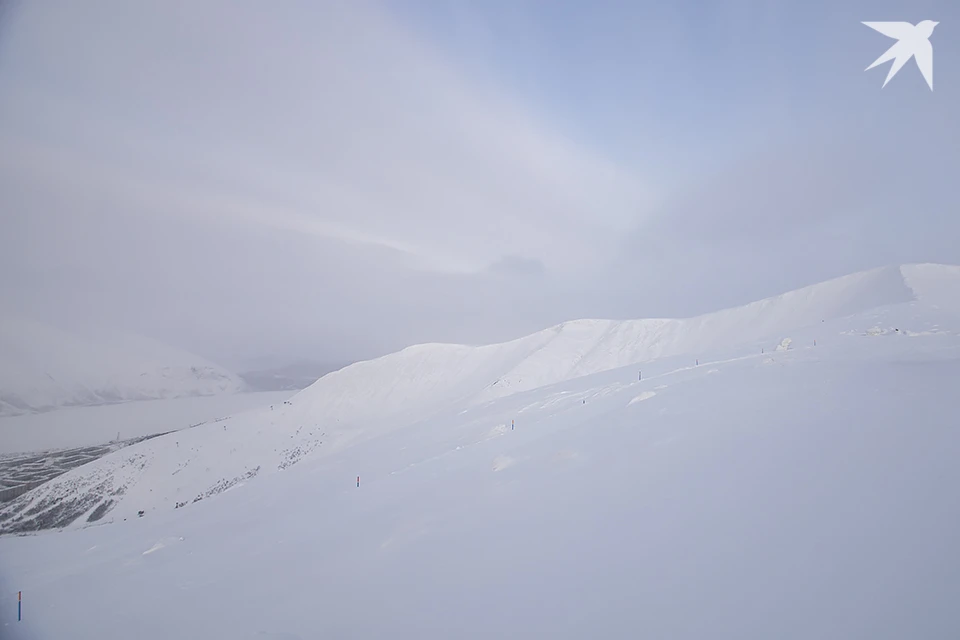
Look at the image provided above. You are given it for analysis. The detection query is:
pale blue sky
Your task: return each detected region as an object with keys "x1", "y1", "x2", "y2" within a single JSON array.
[{"x1": 0, "y1": 0, "x2": 957, "y2": 367}]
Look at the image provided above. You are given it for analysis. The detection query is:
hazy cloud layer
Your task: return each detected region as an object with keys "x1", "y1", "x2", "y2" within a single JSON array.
[{"x1": 1, "y1": 0, "x2": 958, "y2": 367}]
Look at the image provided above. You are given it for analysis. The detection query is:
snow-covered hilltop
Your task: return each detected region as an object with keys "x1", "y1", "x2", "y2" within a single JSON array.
[
  {"x1": 291, "y1": 263, "x2": 958, "y2": 415},
  {"x1": 2, "y1": 263, "x2": 959, "y2": 533},
  {"x1": 0, "y1": 317, "x2": 246, "y2": 417}
]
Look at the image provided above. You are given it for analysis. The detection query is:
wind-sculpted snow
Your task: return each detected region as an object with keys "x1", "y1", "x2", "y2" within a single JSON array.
[{"x1": 2, "y1": 264, "x2": 958, "y2": 534}]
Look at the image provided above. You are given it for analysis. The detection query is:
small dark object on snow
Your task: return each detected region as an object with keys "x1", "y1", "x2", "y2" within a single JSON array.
[{"x1": 137, "y1": 510, "x2": 145, "y2": 517}]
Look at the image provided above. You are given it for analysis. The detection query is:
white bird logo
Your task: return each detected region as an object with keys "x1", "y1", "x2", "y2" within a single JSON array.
[{"x1": 862, "y1": 20, "x2": 938, "y2": 90}]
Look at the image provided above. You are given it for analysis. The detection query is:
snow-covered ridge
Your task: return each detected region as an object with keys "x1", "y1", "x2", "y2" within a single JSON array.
[
  {"x1": 2, "y1": 263, "x2": 958, "y2": 532},
  {"x1": 0, "y1": 317, "x2": 246, "y2": 417},
  {"x1": 292, "y1": 263, "x2": 954, "y2": 414}
]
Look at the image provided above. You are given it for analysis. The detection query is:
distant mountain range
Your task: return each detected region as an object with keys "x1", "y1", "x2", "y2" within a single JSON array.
[{"x1": 0, "y1": 317, "x2": 247, "y2": 417}]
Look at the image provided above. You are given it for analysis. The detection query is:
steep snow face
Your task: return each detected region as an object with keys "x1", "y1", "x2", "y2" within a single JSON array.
[
  {"x1": 2, "y1": 301, "x2": 960, "y2": 639},
  {"x1": 0, "y1": 317, "x2": 246, "y2": 417},
  {"x1": 3, "y1": 264, "x2": 958, "y2": 534}
]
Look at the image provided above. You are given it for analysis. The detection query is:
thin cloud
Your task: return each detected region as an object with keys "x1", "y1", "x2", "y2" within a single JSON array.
[
  {"x1": 1, "y1": 0, "x2": 958, "y2": 368},
  {"x1": 0, "y1": 0, "x2": 651, "y2": 277}
]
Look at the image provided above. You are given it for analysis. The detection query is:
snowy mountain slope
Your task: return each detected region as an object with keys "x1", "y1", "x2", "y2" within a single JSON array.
[
  {"x1": 1, "y1": 264, "x2": 958, "y2": 535},
  {"x1": 1, "y1": 293, "x2": 959, "y2": 638},
  {"x1": 292, "y1": 263, "x2": 947, "y2": 412},
  {"x1": 469, "y1": 263, "x2": 924, "y2": 401},
  {"x1": 0, "y1": 317, "x2": 246, "y2": 416}
]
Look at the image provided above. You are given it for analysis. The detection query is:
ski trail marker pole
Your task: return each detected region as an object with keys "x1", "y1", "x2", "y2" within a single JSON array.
[
  {"x1": 357, "y1": 476, "x2": 360, "y2": 488},
  {"x1": 18, "y1": 591, "x2": 21, "y2": 622}
]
